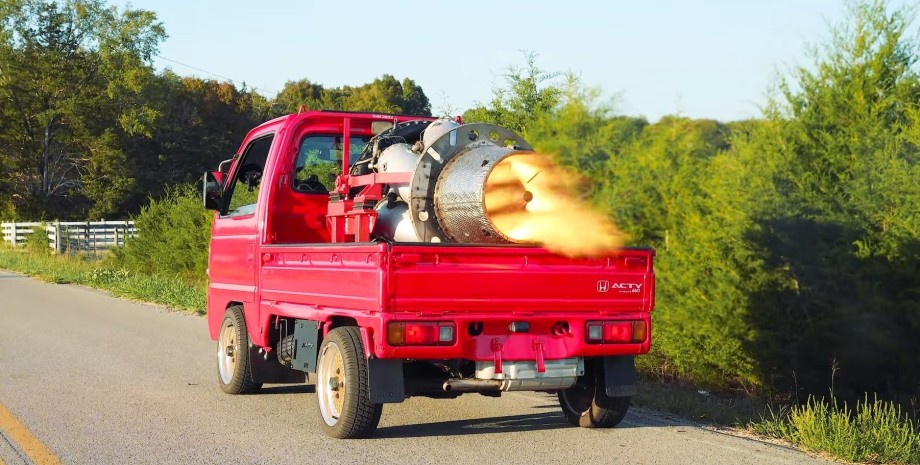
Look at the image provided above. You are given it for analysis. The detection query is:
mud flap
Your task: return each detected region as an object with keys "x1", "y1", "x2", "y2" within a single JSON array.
[
  {"x1": 602, "y1": 355, "x2": 637, "y2": 397},
  {"x1": 367, "y1": 358, "x2": 405, "y2": 403},
  {"x1": 248, "y1": 344, "x2": 306, "y2": 384},
  {"x1": 291, "y1": 319, "x2": 321, "y2": 373}
]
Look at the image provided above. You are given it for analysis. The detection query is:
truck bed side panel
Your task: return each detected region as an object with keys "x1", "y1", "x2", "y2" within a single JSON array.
[{"x1": 259, "y1": 244, "x2": 386, "y2": 311}]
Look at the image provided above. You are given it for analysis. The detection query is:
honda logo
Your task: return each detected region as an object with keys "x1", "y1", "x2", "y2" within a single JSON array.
[
  {"x1": 597, "y1": 280, "x2": 610, "y2": 293},
  {"x1": 597, "y1": 280, "x2": 643, "y2": 294}
]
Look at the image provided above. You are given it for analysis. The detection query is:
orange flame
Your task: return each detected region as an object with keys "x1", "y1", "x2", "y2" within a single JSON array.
[{"x1": 483, "y1": 153, "x2": 625, "y2": 258}]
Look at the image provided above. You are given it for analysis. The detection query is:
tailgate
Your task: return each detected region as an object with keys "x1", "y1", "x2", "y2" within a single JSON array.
[{"x1": 386, "y1": 245, "x2": 654, "y2": 313}]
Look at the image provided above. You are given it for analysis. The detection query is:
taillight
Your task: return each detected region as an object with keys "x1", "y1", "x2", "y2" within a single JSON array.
[
  {"x1": 585, "y1": 320, "x2": 647, "y2": 344},
  {"x1": 387, "y1": 321, "x2": 456, "y2": 346}
]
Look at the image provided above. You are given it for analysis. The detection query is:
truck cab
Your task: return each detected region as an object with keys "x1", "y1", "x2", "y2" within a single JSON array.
[{"x1": 203, "y1": 110, "x2": 655, "y2": 439}]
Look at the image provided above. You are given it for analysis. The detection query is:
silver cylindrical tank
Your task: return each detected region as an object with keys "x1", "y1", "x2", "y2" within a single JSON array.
[
  {"x1": 373, "y1": 201, "x2": 420, "y2": 242},
  {"x1": 421, "y1": 117, "x2": 461, "y2": 149},
  {"x1": 377, "y1": 143, "x2": 418, "y2": 202}
]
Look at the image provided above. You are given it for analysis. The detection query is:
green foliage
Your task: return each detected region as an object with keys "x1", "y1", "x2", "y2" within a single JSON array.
[
  {"x1": 294, "y1": 150, "x2": 340, "y2": 192},
  {"x1": 735, "y1": 0, "x2": 920, "y2": 398},
  {"x1": 464, "y1": 51, "x2": 564, "y2": 133},
  {"x1": 525, "y1": 79, "x2": 647, "y2": 180},
  {"x1": 0, "y1": 0, "x2": 166, "y2": 219},
  {"x1": 23, "y1": 224, "x2": 50, "y2": 254},
  {"x1": 271, "y1": 74, "x2": 431, "y2": 117},
  {"x1": 752, "y1": 395, "x2": 920, "y2": 464},
  {"x1": 113, "y1": 185, "x2": 212, "y2": 280}
]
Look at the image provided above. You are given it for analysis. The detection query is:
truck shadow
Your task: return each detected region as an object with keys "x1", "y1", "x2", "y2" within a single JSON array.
[
  {"x1": 375, "y1": 412, "x2": 571, "y2": 437},
  {"x1": 260, "y1": 384, "x2": 315, "y2": 394},
  {"x1": 376, "y1": 407, "x2": 657, "y2": 438}
]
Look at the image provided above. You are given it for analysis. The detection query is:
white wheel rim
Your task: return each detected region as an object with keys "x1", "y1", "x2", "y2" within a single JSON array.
[
  {"x1": 218, "y1": 320, "x2": 237, "y2": 384},
  {"x1": 317, "y1": 341, "x2": 346, "y2": 427}
]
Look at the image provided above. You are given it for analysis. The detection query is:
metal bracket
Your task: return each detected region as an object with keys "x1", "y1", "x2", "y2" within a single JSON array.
[{"x1": 247, "y1": 345, "x2": 306, "y2": 384}]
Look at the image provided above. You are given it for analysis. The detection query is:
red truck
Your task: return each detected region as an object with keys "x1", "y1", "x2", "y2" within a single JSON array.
[{"x1": 202, "y1": 110, "x2": 655, "y2": 438}]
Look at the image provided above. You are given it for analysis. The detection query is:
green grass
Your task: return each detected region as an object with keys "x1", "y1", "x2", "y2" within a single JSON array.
[
  {"x1": 629, "y1": 370, "x2": 920, "y2": 464},
  {"x1": 750, "y1": 395, "x2": 920, "y2": 464},
  {"x1": 0, "y1": 246, "x2": 205, "y2": 313}
]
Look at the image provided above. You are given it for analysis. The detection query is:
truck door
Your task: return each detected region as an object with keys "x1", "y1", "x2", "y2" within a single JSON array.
[{"x1": 209, "y1": 133, "x2": 275, "y2": 334}]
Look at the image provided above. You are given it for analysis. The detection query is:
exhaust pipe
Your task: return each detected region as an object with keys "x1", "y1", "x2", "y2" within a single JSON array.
[
  {"x1": 442, "y1": 379, "x2": 502, "y2": 392},
  {"x1": 443, "y1": 376, "x2": 579, "y2": 393}
]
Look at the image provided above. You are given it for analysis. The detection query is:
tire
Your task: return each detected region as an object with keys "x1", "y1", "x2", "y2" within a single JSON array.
[
  {"x1": 558, "y1": 369, "x2": 631, "y2": 428},
  {"x1": 216, "y1": 305, "x2": 262, "y2": 395},
  {"x1": 315, "y1": 326, "x2": 382, "y2": 439}
]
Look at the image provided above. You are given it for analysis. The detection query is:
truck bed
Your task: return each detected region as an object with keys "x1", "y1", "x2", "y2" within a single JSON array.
[
  {"x1": 258, "y1": 242, "x2": 654, "y2": 314},
  {"x1": 251, "y1": 242, "x2": 655, "y2": 360}
]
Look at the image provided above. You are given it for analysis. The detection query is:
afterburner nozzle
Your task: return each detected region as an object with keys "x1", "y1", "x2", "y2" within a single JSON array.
[{"x1": 433, "y1": 149, "x2": 625, "y2": 257}]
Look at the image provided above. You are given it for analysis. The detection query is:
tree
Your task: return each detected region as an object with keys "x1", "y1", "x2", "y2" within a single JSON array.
[
  {"x1": 0, "y1": 0, "x2": 165, "y2": 218},
  {"x1": 112, "y1": 73, "x2": 262, "y2": 213},
  {"x1": 737, "y1": 0, "x2": 920, "y2": 398},
  {"x1": 272, "y1": 78, "x2": 334, "y2": 115},
  {"x1": 463, "y1": 51, "x2": 563, "y2": 134},
  {"x1": 270, "y1": 74, "x2": 431, "y2": 117}
]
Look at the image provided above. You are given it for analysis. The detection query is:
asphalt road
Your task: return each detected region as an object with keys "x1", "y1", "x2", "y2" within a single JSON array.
[{"x1": 0, "y1": 270, "x2": 837, "y2": 465}]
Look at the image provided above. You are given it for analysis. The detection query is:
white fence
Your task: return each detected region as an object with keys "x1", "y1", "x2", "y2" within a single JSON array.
[{"x1": 1, "y1": 221, "x2": 136, "y2": 253}]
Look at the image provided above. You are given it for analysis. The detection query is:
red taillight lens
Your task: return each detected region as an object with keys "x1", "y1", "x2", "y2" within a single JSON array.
[
  {"x1": 387, "y1": 322, "x2": 456, "y2": 346},
  {"x1": 585, "y1": 320, "x2": 647, "y2": 344}
]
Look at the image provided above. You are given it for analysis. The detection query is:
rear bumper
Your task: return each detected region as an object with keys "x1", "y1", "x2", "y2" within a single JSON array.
[{"x1": 369, "y1": 311, "x2": 651, "y2": 361}]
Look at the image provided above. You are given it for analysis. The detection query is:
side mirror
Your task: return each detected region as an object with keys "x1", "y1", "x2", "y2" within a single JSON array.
[
  {"x1": 212, "y1": 170, "x2": 225, "y2": 186},
  {"x1": 203, "y1": 171, "x2": 223, "y2": 211}
]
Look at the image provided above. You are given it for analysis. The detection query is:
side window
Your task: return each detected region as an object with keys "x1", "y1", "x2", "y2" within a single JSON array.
[
  {"x1": 293, "y1": 135, "x2": 369, "y2": 193},
  {"x1": 224, "y1": 135, "x2": 274, "y2": 216}
]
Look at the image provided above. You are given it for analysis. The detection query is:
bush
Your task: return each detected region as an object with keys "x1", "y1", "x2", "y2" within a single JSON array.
[
  {"x1": 23, "y1": 224, "x2": 51, "y2": 254},
  {"x1": 752, "y1": 395, "x2": 920, "y2": 464},
  {"x1": 113, "y1": 185, "x2": 212, "y2": 281}
]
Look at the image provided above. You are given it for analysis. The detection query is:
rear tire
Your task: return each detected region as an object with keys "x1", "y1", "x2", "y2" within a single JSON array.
[
  {"x1": 216, "y1": 305, "x2": 262, "y2": 395},
  {"x1": 316, "y1": 326, "x2": 382, "y2": 439},
  {"x1": 558, "y1": 370, "x2": 630, "y2": 428}
]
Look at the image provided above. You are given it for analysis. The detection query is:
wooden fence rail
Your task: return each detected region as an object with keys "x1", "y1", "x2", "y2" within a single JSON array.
[{"x1": 1, "y1": 221, "x2": 137, "y2": 253}]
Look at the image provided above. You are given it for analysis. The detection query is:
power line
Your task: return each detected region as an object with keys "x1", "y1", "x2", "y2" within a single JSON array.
[{"x1": 154, "y1": 54, "x2": 277, "y2": 95}]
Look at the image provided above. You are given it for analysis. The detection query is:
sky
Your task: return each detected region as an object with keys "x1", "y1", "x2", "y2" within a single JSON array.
[{"x1": 121, "y1": 0, "x2": 856, "y2": 122}]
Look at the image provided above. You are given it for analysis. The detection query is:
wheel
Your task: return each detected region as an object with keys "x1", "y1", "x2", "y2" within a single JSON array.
[
  {"x1": 558, "y1": 370, "x2": 630, "y2": 428},
  {"x1": 216, "y1": 305, "x2": 262, "y2": 394},
  {"x1": 316, "y1": 326, "x2": 382, "y2": 439}
]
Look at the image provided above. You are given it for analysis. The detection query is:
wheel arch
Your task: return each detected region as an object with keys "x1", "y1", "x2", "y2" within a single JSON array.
[{"x1": 208, "y1": 299, "x2": 246, "y2": 340}]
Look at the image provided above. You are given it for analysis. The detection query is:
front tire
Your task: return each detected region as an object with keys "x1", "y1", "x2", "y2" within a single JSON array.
[
  {"x1": 316, "y1": 327, "x2": 382, "y2": 439},
  {"x1": 216, "y1": 305, "x2": 262, "y2": 394},
  {"x1": 558, "y1": 370, "x2": 630, "y2": 428}
]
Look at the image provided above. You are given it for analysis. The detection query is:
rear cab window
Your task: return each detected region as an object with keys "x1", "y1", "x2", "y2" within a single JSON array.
[{"x1": 293, "y1": 135, "x2": 370, "y2": 194}]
